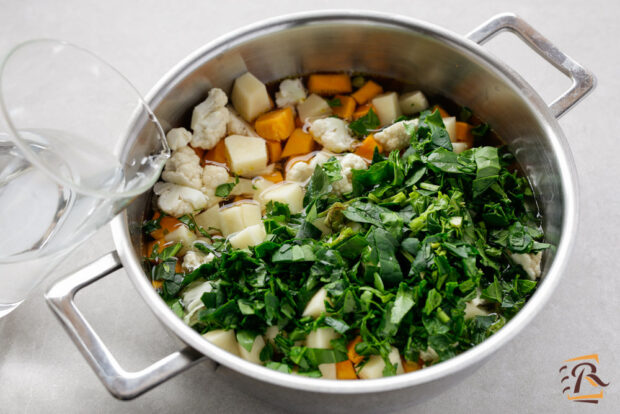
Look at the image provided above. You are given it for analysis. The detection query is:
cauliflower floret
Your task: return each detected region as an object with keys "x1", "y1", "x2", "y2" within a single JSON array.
[
  {"x1": 309, "y1": 118, "x2": 356, "y2": 153},
  {"x1": 182, "y1": 251, "x2": 215, "y2": 272},
  {"x1": 190, "y1": 88, "x2": 230, "y2": 150},
  {"x1": 374, "y1": 119, "x2": 418, "y2": 152},
  {"x1": 275, "y1": 78, "x2": 307, "y2": 108},
  {"x1": 285, "y1": 151, "x2": 333, "y2": 183},
  {"x1": 154, "y1": 182, "x2": 209, "y2": 217},
  {"x1": 202, "y1": 164, "x2": 230, "y2": 207},
  {"x1": 419, "y1": 346, "x2": 439, "y2": 364},
  {"x1": 286, "y1": 161, "x2": 314, "y2": 183},
  {"x1": 464, "y1": 289, "x2": 490, "y2": 320},
  {"x1": 332, "y1": 153, "x2": 368, "y2": 194},
  {"x1": 227, "y1": 106, "x2": 259, "y2": 137},
  {"x1": 161, "y1": 146, "x2": 203, "y2": 189},
  {"x1": 166, "y1": 128, "x2": 192, "y2": 150},
  {"x1": 510, "y1": 251, "x2": 543, "y2": 280}
]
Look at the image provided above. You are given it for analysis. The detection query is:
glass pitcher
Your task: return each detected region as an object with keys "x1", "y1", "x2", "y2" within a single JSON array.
[{"x1": 0, "y1": 39, "x2": 169, "y2": 316}]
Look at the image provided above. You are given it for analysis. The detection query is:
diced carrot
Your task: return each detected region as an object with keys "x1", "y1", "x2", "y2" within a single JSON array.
[
  {"x1": 455, "y1": 121, "x2": 474, "y2": 147},
  {"x1": 352, "y1": 103, "x2": 374, "y2": 120},
  {"x1": 295, "y1": 116, "x2": 304, "y2": 128},
  {"x1": 261, "y1": 171, "x2": 284, "y2": 183},
  {"x1": 307, "y1": 73, "x2": 352, "y2": 95},
  {"x1": 347, "y1": 336, "x2": 364, "y2": 365},
  {"x1": 351, "y1": 80, "x2": 383, "y2": 104},
  {"x1": 175, "y1": 261, "x2": 183, "y2": 274},
  {"x1": 336, "y1": 360, "x2": 358, "y2": 380},
  {"x1": 331, "y1": 95, "x2": 356, "y2": 120},
  {"x1": 204, "y1": 139, "x2": 228, "y2": 165},
  {"x1": 254, "y1": 107, "x2": 295, "y2": 141},
  {"x1": 150, "y1": 215, "x2": 182, "y2": 240},
  {"x1": 152, "y1": 280, "x2": 163, "y2": 290},
  {"x1": 265, "y1": 140, "x2": 282, "y2": 163},
  {"x1": 402, "y1": 358, "x2": 421, "y2": 373},
  {"x1": 190, "y1": 145, "x2": 204, "y2": 159},
  {"x1": 354, "y1": 134, "x2": 382, "y2": 160},
  {"x1": 432, "y1": 105, "x2": 450, "y2": 118},
  {"x1": 281, "y1": 128, "x2": 315, "y2": 158}
]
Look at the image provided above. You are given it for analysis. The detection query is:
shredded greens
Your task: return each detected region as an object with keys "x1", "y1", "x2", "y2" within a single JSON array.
[{"x1": 144, "y1": 108, "x2": 548, "y2": 375}]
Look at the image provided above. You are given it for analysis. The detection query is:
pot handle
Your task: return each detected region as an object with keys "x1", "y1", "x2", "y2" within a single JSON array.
[
  {"x1": 467, "y1": 12, "x2": 595, "y2": 119},
  {"x1": 45, "y1": 251, "x2": 207, "y2": 400}
]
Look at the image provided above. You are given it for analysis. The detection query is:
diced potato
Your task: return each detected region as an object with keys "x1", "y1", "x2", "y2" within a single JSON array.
[
  {"x1": 252, "y1": 177, "x2": 275, "y2": 197},
  {"x1": 297, "y1": 94, "x2": 332, "y2": 122},
  {"x1": 306, "y1": 327, "x2": 339, "y2": 349},
  {"x1": 237, "y1": 335, "x2": 266, "y2": 364},
  {"x1": 203, "y1": 329, "x2": 240, "y2": 357},
  {"x1": 229, "y1": 178, "x2": 256, "y2": 197},
  {"x1": 231, "y1": 72, "x2": 273, "y2": 122},
  {"x1": 371, "y1": 92, "x2": 402, "y2": 127},
  {"x1": 452, "y1": 142, "x2": 469, "y2": 154},
  {"x1": 254, "y1": 107, "x2": 295, "y2": 141},
  {"x1": 264, "y1": 326, "x2": 279, "y2": 343},
  {"x1": 358, "y1": 347, "x2": 404, "y2": 379},
  {"x1": 218, "y1": 204, "x2": 245, "y2": 236},
  {"x1": 195, "y1": 204, "x2": 221, "y2": 234},
  {"x1": 443, "y1": 117, "x2": 456, "y2": 142},
  {"x1": 224, "y1": 135, "x2": 268, "y2": 176},
  {"x1": 164, "y1": 225, "x2": 197, "y2": 248},
  {"x1": 399, "y1": 90, "x2": 429, "y2": 115},
  {"x1": 229, "y1": 223, "x2": 267, "y2": 249},
  {"x1": 302, "y1": 287, "x2": 328, "y2": 318},
  {"x1": 319, "y1": 363, "x2": 337, "y2": 379},
  {"x1": 240, "y1": 202, "x2": 262, "y2": 227},
  {"x1": 260, "y1": 182, "x2": 304, "y2": 213},
  {"x1": 218, "y1": 202, "x2": 261, "y2": 237}
]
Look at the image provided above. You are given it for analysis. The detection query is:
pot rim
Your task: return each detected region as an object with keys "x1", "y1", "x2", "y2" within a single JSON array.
[{"x1": 112, "y1": 9, "x2": 578, "y2": 394}]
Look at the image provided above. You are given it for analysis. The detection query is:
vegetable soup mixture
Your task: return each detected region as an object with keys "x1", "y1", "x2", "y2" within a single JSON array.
[{"x1": 142, "y1": 72, "x2": 549, "y2": 379}]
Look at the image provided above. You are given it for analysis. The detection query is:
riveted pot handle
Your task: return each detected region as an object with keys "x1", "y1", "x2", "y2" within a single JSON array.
[
  {"x1": 467, "y1": 12, "x2": 595, "y2": 119},
  {"x1": 45, "y1": 251, "x2": 206, "y2": 400}
]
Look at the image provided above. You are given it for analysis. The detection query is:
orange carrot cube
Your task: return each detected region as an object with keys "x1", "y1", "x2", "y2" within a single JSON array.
[
  {"x1": 281, "y1": 128, "x2": 315, "y2": 159},
  {"x1": 331, "y1": 95, "x2": 356, "y2": 120},
  {"x1": 254, "y1": 107, "x2": 295, "y2": 141},
  {"x1": 351, "y1": 80, "x2": 383, "y2": 104},
  {"x1": 307, "y1": 73, "x2": 352, "y2": 95}
]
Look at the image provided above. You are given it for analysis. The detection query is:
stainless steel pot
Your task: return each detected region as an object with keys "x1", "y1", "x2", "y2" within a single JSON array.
[{"x1": 45, "y1": 11, "x2": 594, "y2": 412}]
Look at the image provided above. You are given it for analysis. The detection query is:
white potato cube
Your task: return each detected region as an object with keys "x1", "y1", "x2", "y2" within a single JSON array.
[
  {"x1": 195, "y1": 204, "x2": 221, "y2": 234},
  {"x1": 218, "y1": 204, "x2": 245, "y2": 236},
  {"x1": 203, "y1": 329, "x2": 240, "y2": 357},
  {"x1": 302, "y1": 287, "x2": 328, "y2": 318},
  {"x1": 231, "y1": 72, "x2": 272, "y2": 122},
  {"x1": 218, "y1": 202, "x2": 262, "y2": 237},
  {"x1": 358, "y1": 347, "x2": 404, "y2": 379},
  {"x1": 164, "y1": 225, "x2": 197, "y2": 247},
  {"x1": 264, "y1": 326, "x2": 279, "y2": 343},
  {"x1": 229, "y1": 223, "x2": 267, "y2": 249},
  {"x1": 443, "y1": 117, "x2": 456, "y2": 142},
  {"x1": 297, "y1": 93, "x2": 332, "y2": 121},
  {"x1": 318, "y1": 363, "x2": 337, "y2": 380},
  {"x1": 260, "y1": 182, "x2": 304, "y2": 214},
  {"x1": 306, "y1": 327, "x2": 339, "y2": 349},
  {"x1": 399, "y1": 91, "x2": 429, "y2": 115},
  {"x1": 224, "y1": 135, "x2": 268, "y2": 176},
  {"x1": 452, "y1": 142, "x2": 470, "y2": 154},
  {"x1": 237, "y1": 335, "x2": 266, "y2": 364},
  {"x1": 371, "y1": 92, "x2": 402, "y2": 127},
  {"x1": 252, "y1": 177, "x2": 275, "y2": 199},
  {"x1": 229, "y1": 178, "x2": 256, "y2": 197}
]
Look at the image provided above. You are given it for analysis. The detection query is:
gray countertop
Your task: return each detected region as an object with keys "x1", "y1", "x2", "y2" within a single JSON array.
[{"x1": 0, "y1": 0, "x2": 618, "y2": 413}]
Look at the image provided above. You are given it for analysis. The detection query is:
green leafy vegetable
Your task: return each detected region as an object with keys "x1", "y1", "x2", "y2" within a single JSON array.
[{"x1": 348, "y1": 108, "x2": 380, "y2": 138}]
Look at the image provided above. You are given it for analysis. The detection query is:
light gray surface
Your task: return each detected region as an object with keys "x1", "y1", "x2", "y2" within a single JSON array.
[{"x1": 0, "y1": 0, "x2": 617, "y2": 413}]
